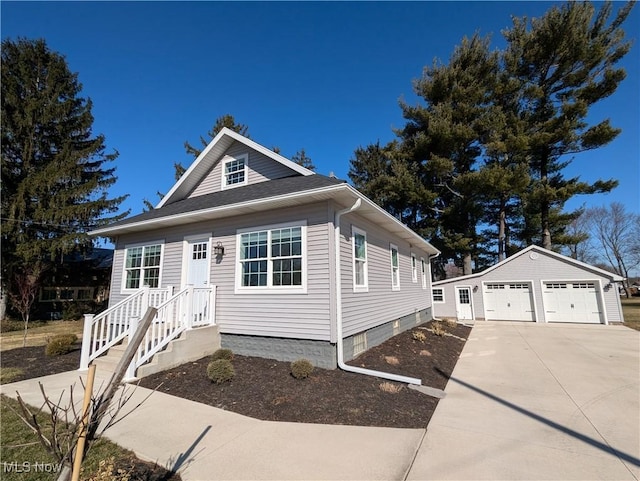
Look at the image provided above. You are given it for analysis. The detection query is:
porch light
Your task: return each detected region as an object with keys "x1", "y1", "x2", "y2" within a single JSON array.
[{"x1": 213, "y1": 242, "x2": 225, "y2": 256}]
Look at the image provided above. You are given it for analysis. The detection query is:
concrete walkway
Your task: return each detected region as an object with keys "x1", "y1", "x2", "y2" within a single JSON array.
[
  {"x1": 410, "y1": 321, "x2": 640, "y2": 480},
  {"x1": 2, "y1": 321, "x2": 638, "y2": 480}
]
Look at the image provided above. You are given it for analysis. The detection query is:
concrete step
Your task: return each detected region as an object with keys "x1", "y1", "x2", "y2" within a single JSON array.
[
  {"x1": 91, "y1": 325, "x2": 221, "y2": 380},
  {"x1": 136, "y1": 325, "x2": 220, "y2": 379}
]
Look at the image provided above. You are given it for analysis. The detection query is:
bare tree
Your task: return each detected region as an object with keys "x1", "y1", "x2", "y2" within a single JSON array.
[
  {"x1": 9, "y1": 263, "x2": 46, "y2": 347},
  {"x1": 562, "y1": 210, "x2": 596, "y2": 263},
  {"x1": 586, "y1": 202, "x2": 639, "y2": 297}
]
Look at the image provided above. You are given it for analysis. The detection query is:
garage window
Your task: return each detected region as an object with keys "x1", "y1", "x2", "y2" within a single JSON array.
[
  {"x1": 546, "y1": 283, "x2": 567, "y2": 289},
  {"x1": 432, "y1": 288, "x2": 445, "y2": 303}
]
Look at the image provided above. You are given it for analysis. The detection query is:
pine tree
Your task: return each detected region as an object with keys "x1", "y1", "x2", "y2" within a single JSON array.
[
  {"x1": 503, "y1": 1, "x2": 631, "y2": 249},
  {"x1": 396, "y1": 34, "x2": 498, "y2": 274},
  {"x1": 184, "y1": 114, "x2": 250, "y2": 159},
  {"x1": 1, "y1": 38, "x2": 127, "y2": 316},
  {"x1": 291, "y1": 148, "x2": 316, "y2": 171}
]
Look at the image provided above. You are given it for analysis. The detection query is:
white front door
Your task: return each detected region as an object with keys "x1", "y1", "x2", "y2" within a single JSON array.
[
  {"x1": 186, "y1": 239, "x2": 210, "y2": 287},
  {"x1": 455, "y1": 286, "x2": 474, "y2": 320}
]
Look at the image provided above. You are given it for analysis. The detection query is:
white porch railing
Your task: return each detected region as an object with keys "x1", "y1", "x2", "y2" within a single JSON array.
[{"x1": 79, "y1": 285, "x2": 216, "y2": 379}]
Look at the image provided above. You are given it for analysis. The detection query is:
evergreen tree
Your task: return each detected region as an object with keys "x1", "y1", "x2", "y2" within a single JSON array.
[
  {"x1": 184, "y1": 114, "x2": 250, "y2": 159},
  {"x1": 1, "y1": 38, "x2": 127, "y2": 316},
  {"x1": 503, "y1": 0, "x2": 631, "y2": 249},
  {"x1": 396, "y1": 34, "x2": 498, "y2": 274},
  {"x1": 291, "y1": 148, "x2": 316, "y2": 171}
]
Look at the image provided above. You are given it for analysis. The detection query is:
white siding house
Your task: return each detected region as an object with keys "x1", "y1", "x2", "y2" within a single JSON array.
[
  {"x1": 432, "y1": 246, "x2": 625, "y2": 324},
  {"x1": 88, "y1": 128, "x2": 439, "y2": 371}
]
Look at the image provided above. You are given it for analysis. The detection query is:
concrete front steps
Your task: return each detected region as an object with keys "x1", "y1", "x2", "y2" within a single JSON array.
[{"x1": 92, "y1": 325, "x2": 221, "y2": 380}]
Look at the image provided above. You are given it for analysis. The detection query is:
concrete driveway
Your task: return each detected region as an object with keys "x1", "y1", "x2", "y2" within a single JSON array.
[{"x1": 409, "y1": 321, "x2": 640, "y2": 480}]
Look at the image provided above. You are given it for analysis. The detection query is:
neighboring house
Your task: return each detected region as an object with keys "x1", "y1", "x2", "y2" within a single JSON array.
[
  {"x1": 432, "y1": 245, "x2": 625, "y2": 324},
  {"x1": 83, "y1": 128, "x2": 439, "y2": 375},
  {"x1": 38, "y1": 248, "x2": 113, "y2": 320}
]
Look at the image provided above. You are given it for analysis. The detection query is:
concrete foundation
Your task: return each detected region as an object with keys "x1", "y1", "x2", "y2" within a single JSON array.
[{"x1": 221, "y1": 307, "x2": 433, "y2": 368}]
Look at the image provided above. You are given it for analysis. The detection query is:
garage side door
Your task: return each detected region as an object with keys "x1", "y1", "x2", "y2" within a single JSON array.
[
  {"x1": 483, "y1": 283, "x2": 535, "y2": 321},
  {"x1": 542, "y1": 282, "x2": 603, "y2": 323}
]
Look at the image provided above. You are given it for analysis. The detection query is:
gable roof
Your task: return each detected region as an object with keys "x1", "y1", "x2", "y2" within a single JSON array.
[
  {"x1": 90, "y1": 173, "x2": 439, "y2": 255},
  {"x1": 433, "y1": 245, "x2": 624, "y2": 285},
  {"x1": 157, "y1": 127, "x2": 314, "y2": 208}
]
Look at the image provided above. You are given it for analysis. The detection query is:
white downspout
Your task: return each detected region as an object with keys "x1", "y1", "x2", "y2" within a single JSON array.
[{"x1": 334, "y1": 198, "x2": 422, "y2": 386}]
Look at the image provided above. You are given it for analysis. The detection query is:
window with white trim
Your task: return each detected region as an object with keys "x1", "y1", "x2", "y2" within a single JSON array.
[
  {"x1": 124, "y1": 243, "x2": 162, "y2": 289},
  {"x1": 420, "y1": 257, "x2": 427, "y2": 289},
  {"x1": 433, "y1": 288, "x2": 445, "y2": 303},
  {"x1": 352, "y1": 227, "x2": 368, "y2": 291},
  {"x1": 390, "y1": 244, "x2": 400, "y2": 290},
  {"x1": 411, "y1": 254, "x2": 418, "y2": 283},
  {"x1": 222, "y1": 154, "x2": 248, "y2": 188},
  {"x1": 238, "y1": 224, "x2": 305, "y2": 290}
]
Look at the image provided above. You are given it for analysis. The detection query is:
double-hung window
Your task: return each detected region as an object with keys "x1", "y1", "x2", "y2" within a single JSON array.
[
  {"x1": 124, "y1": 243, "x2": 162, "y2": 289},
  {"x1": 411, "y1": 254, "x2": 418, "y2": 283},
  {"x1": 420, "y1": 258, "x2": 427, "y2": 289},
  {"x1": 237, "y1": 223, "x2": 305, "y2": 291},
  {"x1": 222, "y1": 154, "x2": 248, "y2": 189},
  {"x1": 433, "y1": 288, "x2": 445, "y2": 303},
  {"x1": 352, "y1": 227, "x2": 368, "y2": 292},
  {"x1": 390, "y1": 244, "x2": 400, "y2": 290}
]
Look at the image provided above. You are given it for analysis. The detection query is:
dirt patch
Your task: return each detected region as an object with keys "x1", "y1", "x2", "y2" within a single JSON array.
[
  {"x1": 138, "y1": 321, "x2": 471, "y2": 428},
  {"x1": 1, "y1": 345, "x2": 81, "y2": 383}
]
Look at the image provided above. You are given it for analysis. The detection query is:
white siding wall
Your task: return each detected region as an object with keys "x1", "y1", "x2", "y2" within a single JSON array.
[
  {"x1": 189, "y1": 141, "x2": 298, "y2": 198},
  {"x1": 110, "y1": 203, "x2": 334, "y2": 340},
  {"x1": 433, "y1": 250, "x2": 622, "y2": 323},
  {"x1": 339, "y1": 212, "x2": 433, "y2": 337}
]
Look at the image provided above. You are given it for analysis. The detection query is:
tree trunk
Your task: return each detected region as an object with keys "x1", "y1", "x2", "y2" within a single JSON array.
[
  {"x1": 22, "y1": 313, "x2": 30, "y2": 348},
  {"x1": 463, "y1": 253, "x2": 473, "y2": 276},
  {"x1": 498, "y1": 197, "x2": 507, "y2": 262}
]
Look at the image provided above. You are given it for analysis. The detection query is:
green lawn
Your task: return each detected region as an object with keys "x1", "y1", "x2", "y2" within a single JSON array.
[
  {"x1": 0, "y1": 395, "x2": 136, "y2": 481},
  {"x1": 621, "y1": 297, "x2": 640, "y2": 331}
]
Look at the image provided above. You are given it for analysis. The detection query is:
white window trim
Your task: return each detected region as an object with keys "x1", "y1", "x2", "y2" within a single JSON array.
[
  {"x1": 432, "y1": 287, "x2": 445, "y2": 303},
  {"x1": 235, "y1": 220, "x2": 307, "y2": 294},
  {"x1": 411, "y1": 253, "x2": 418, "y2": 283},
  {"x1": 420, "y1": 257, "x2": 427, "y2": 289},
  {"x1": 221, "y1": 153, "x2": 249, "y2": 190},
  {"x1": 180, "y1": 234, "x2": 213, "y2": 287},
  {"x1": 121, "y1": 240, "x2": 165, "y2": 294},
  {"x1": 390, "y1": 243, "x2": 400, "y2": 291},
  {"x1": 352, "y1": 226, "x2": 368, "y2": 293}
]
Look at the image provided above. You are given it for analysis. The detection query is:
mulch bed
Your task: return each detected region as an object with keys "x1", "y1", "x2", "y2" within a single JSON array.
[
  {"x1": 138, "y1": 321, "x2": 471, "y2": 429},
  {"x1": 1, "y1": 321, "x2": 471, "y2": 429},
  {"x1": 1, "y1": 344, "x2": 82, "y2": 382}
]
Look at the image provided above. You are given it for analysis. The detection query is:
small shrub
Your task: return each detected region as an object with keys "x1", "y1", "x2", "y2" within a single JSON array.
[
  {"x1": 44, "y1": 333, "x2": 78, "y2": 356},
  {"x1": 412, "y1": 330, "x2": 427, "y2": 343},
  {"x1": 86, "y1": 456, "x2": 134, "y2": 481},
  {"x1": 431, "y1": 322, "x2": 446, "y2": 337},
  {"x1": 379, "y1": 381, "x2": 403, "y2": 394},
  {"x1": 0, "y1": 367, "x2": 24, "y2": 384},
  {"x1": 290, "y1": 358, "x2": 314, "y2": 379},
  {"x1": 211, "y1": 348, "x2": 234, "y2": 361},
  {"x1": 384, "y1": 355, "x2": 400, "y2": 366},
  {"x1": 207, "y1": 359, "x2": 235, "y2": 384},
  {"x1": 445, "y1": 318, "x2": 457, "y2": 328}
]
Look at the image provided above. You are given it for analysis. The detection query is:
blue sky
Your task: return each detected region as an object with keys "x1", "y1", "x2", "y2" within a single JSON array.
[{"x1": 2, "y1": 1, "x2": 639, "y2": 225}]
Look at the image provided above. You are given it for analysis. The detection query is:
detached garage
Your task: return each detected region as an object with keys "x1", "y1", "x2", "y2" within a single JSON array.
[{"x1": 433, "y1": 246, "x2": 624, "y2": 324}]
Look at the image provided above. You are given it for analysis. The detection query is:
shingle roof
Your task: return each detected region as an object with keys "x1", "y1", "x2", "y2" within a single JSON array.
[{"x1": 106, "y1": 174, "x2": 346, "y2": 229}]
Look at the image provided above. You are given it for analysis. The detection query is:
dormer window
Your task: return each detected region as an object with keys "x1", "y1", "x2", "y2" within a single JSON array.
[{"x1": 222, "y1": 154, "x2": 248, "y2": 189}]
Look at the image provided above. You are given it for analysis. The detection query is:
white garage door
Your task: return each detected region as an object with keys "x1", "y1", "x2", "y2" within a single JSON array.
[
  {"x1": 483, "y1": 283, "x2": 535, "y2": 321},
  {"x1": 542, "y1": 282, "x2": 603, "y2": 323}
]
